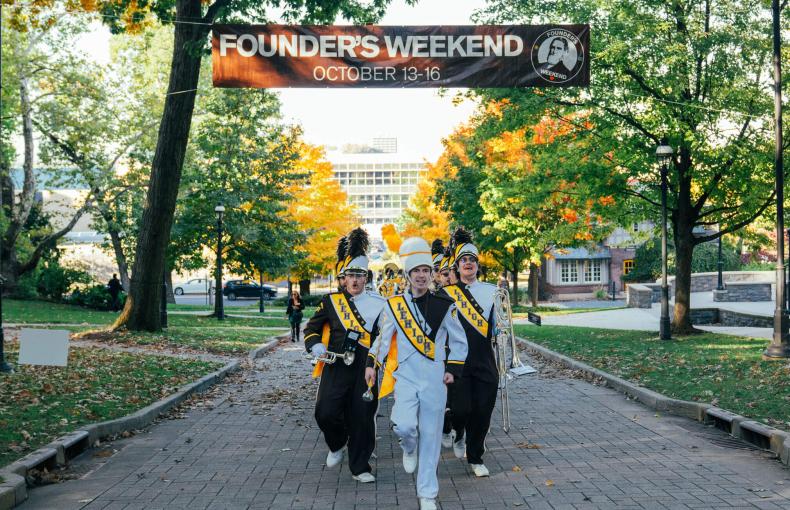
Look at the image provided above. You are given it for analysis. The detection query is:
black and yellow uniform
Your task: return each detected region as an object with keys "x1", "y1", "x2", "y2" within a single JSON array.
[
  {"x1": 304, "y1": 289, "x2": 386, "y2": 476},
  {"x1": 443, "y1": 280, "x2": 498, "y2": 465}
]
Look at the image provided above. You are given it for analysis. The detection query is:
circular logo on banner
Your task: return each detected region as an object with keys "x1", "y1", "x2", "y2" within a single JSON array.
[{"x1": 531, "y1": 29, "x2": 584, "y2": 84}]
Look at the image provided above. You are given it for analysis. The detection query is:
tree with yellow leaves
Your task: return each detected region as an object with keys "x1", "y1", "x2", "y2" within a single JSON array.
[{"x1": 288, "y1": 144, "x2": 358, "y2": 295}]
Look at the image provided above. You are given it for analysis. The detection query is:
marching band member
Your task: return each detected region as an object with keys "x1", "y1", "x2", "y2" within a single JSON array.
[
  {"x1": 443, "y1": 228, "x2": 498, "y2": 477},
  {"x1": 304, "y1": 228, "x2": 386, "y2": 483},
  {"x1": 365, "y1": 237, "x2": 467, "y2": 510}
]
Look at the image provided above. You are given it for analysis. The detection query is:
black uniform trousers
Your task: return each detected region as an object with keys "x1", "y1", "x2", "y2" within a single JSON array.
[
  {"x1": 449, "y1": 370, "x2": 498, "y2": 465},
  {"x1": 314, "y1": 345, "x2": 379, "y2": 475}
]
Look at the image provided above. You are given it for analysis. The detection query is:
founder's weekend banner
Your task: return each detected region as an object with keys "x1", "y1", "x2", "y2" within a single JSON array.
[{"x1": 212, "y1": 25, "x2": 590, "y2": 88}]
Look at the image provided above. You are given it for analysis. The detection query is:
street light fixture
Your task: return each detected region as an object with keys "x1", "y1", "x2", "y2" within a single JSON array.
[
  {"x1": 215, "y1": 204, "x2": 226, "y2": 321},
  {"x1": 656, "y1": 140, "x2": 673, "y2": 341}
]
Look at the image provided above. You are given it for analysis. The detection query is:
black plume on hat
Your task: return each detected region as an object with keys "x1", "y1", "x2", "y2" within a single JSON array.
[
  {"x1": 431, "y1": 239, "x2": 445, "y2": 256},
  {"x1": 346, "y1": 227, "x2": 369, "y2": 259},
  {"x1": 451, "y1": 227, "x2": 473, "y2": 246},
  {"x1": 336, "y1": 236, "x2": 348, "y2": 262}
]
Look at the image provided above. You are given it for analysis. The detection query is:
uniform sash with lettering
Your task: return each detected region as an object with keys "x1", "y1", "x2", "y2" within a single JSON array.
[
  {"x1": 311, "y1": 293, "x2": 371, "y2": 379},
  {"x1": 444, "y1": 284, "x2": 489, "y2": 338},
  {"x1": 378, "y1": 295, "x2": 435, "y2": 399}
]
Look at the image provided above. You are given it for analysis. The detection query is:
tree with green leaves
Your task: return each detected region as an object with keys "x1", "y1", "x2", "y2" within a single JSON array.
[
  {"x1": 1, "y1": 10, "x2": 98, "y2": 292},
  {"x1": 169, "y1": 87, "x2": 305, "y2": 318},
  {"x1": 478, "y1": 0, "x2": 786, "y2": 332},
  {"x1": 15, "y1": 0, "x2": 414, "y2": 331}
]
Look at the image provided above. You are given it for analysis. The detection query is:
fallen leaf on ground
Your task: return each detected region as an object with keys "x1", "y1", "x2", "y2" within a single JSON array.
[{"x1": 516, "y1": 441, "x2": 541, "y2": 449}]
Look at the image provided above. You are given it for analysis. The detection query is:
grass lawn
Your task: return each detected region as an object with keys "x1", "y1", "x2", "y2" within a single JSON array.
[
  {"x1": 0, "y1": 339, "x2": 222, "y2": 467},
  {"x1": 76, "y1": 326, "x2": 289, "y2": 355},
  {"x1": 514, "y1": 325, "x2": 790, "y2": 431},
  {"x1": 5, "y1": 299, "x2": 118, "y2": 325},
  {"x1": 4, "y1": 300, "x2": 294, "y2": 328}
]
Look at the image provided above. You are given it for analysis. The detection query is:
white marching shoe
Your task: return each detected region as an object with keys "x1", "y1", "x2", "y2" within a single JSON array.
[
  {"x1": 419, "y1": 497, "x2": 438, "y2": 510},
  {"x1": 471, "y1": 463, "x2": 490, "y2": 477},
  {"x1": 452, "y1": 438, "x2": 466, "y2": 459},
  {"x1": 325, "y1": 448, "x2": 344, "y2": 468},
  {"x1": 441, "y1": 430, "x2": 455, "y2": 449},
  {"x1": 352, "y1": 472, "x2": 376, "y2": 483},
  {"x1": 403, "y1": 447, "x2": 418, "y2": 474}
]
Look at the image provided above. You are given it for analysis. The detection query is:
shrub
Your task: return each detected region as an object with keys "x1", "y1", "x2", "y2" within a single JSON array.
[
  {"x1": 37, "y1": 261, "x2": 92, "y2": 301},
  {"x1": 66, "y1": 284, "x2": 126, "y2": 310},
  {"x1": 622, "y1": 236, "x2": 741, "y2": 283}
]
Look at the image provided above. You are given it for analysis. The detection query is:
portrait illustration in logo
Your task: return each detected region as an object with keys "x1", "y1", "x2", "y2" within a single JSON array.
[{"x1": 531, "y1": 29, "x2": 584, "y2": 83}]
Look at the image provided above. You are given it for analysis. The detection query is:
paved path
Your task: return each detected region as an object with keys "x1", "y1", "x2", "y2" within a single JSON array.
[
  {"x1": 516, "y1": 293, "x2": 774, "y2": 339},
  {"x1": 19, "y1": 342, "x2": 790, "y2": 510}
]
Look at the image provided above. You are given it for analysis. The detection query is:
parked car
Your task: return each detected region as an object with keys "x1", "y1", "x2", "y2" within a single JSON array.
[
  {"x1": 222, "y1": 279, "x2": 277, "y2": 300},
  {"x1": 173, "y1": 278, "x2": 210, "y2": 295}
]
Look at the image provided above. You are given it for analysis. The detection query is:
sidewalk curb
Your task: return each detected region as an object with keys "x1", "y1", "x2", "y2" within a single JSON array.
[
  {"x1": 0, "y1": 359, "x2": 241, "y2": 510},
  {"x1": 516, "y1": 336, "x2": 790, "y2": 466},
  {"x1": 248, "y1": 333, "x2": 288, "y2": 360}
]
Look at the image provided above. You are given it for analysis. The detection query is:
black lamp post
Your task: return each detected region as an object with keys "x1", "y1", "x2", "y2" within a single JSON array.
[
  {"x1": 765, "y1": 0, "x2": 790, "y2": 358},
  {"x1": 214, "y1": 204, "x2": 225, "y2": 321},
  {"x1": 656, "y1": 140, "x2": 673, "y2": 341},
  {"x1": 0, "y1": 276, "x2": 12, "y2": 373},
  {"x1": 716, "y1": 227, "x2": 725, "y2": 291}
]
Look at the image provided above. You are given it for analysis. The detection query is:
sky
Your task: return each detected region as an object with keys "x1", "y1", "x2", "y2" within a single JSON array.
[{"x1": 76, "y1": 0, "x2": 488, "y2": 162}]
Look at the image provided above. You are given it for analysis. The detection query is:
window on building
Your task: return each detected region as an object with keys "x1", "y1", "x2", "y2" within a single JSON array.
[
  {"x1": 623, "y1": 259, "x2": 634, "y2": 275},
  {"x1": 560, "y1": 260, "x2": 578, "y2": 283},
  {"x1": 584, "y1": 259, "x2": 602, "y2": 283}
]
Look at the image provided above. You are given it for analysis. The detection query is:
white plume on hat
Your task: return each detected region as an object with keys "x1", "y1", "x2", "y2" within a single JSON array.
[{"x1": 399, "y1": 237, "x2": 433, "y2": 274}]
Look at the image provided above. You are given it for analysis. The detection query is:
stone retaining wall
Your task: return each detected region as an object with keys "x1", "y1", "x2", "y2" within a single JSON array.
[
  {"x1": 713, "y1": 282, "x2": 772, "y2": 302},
  {"x1": 666, "y1": 271, "x2": 774, "y2": 295}
]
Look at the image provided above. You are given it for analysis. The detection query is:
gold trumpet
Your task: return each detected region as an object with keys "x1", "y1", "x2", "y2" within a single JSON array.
[{"x1": 493, "y1": 287, "x2": 532, "y2": 433}]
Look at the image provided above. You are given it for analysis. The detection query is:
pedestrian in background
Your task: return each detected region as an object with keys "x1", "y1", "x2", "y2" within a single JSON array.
[
  {"x1": 286, "y1": 290, "x2": 305, "y2": 342},
  {"x1": 107, "y1": 273, "x2": 122, "y2": 312}
]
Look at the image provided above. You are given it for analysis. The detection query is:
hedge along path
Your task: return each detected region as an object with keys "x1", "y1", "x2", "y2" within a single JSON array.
[{"x1": 0, "y1": 335, "x2": 223, "y2": 467}]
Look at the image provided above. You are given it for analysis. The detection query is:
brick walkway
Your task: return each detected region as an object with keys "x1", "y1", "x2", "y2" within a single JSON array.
[{"x1": 20, "y1": 341, "x2": 790, "y2": 510}]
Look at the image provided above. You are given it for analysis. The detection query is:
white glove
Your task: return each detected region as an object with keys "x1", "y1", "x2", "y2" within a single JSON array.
[{"x1": 311, "y1": 344, "x2": 327, "y2": 357}]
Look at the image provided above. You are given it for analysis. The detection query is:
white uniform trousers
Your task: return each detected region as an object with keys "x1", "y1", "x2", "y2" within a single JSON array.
[{"x1": 391, "y1": 355, "x2": 447, "y2": 499}]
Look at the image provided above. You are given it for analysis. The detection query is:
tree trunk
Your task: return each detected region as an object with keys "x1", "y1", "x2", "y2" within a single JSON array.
[
  {"x1": 165, "y1": 270, "x2": 176, "y2": 304},
  {"x1": 529, "y1": 262, "x2": 539, "y2": 307},
  {"x1": 108, "y1": 229, "x2": 130, "y2": 291},
  {"x1": 672, "y1": 150, "x2": 699, "y2": 334},
  {"x1": 673, "y1": 230, "x2": 696, "y2": 333},
  {"x1": 114, "y1": 0, "x2": 206, "y2": 331},
  {"x1": 299, "y1": 279, "x2": 311, "y2": 296}
]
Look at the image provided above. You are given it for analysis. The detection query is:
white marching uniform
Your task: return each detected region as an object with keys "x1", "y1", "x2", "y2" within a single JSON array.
[{"x1": 368, "y1": 290, "x2": 468, "y2": 499}]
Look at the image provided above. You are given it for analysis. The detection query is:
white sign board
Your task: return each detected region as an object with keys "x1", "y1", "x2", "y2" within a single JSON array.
[{"x1": 18, "y1": 329, "x2": 70, "y2": 367}]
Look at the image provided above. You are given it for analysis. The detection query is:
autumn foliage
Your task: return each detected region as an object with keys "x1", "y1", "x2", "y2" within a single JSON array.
[{"x1": 287, "y1": 144, "x2": 358, "y2": 280}]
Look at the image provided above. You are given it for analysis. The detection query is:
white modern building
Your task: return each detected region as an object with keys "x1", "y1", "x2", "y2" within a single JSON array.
[{"x1": 326, "y1": 143, "x2": 427, "y2": 240}]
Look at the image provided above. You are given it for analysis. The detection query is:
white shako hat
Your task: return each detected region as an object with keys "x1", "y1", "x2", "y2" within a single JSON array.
[
  {"x1": 400, "y1": 237, "x2": 433, "y2": 274},
  {"x1": 452, "y1": 227, "x2": 479, "y2": 264},
  {"x1": 344, "y1": 227, "x2": 370, "y2": 275}
]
